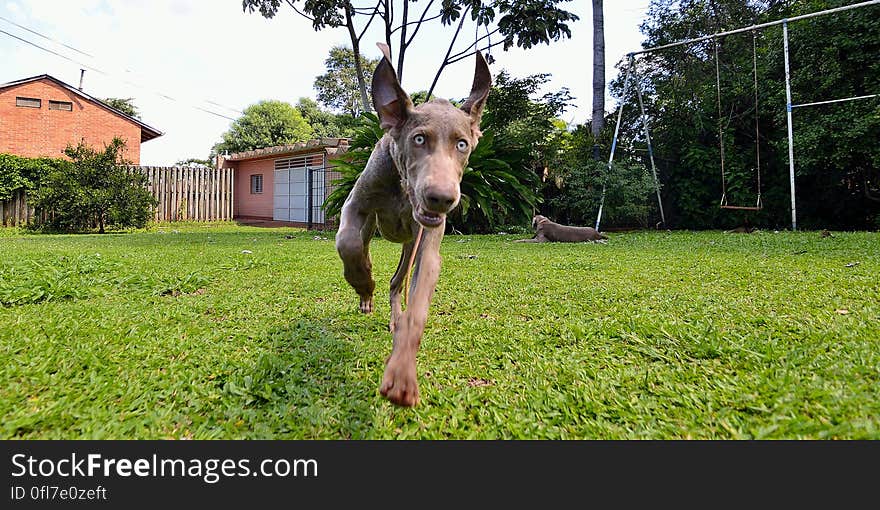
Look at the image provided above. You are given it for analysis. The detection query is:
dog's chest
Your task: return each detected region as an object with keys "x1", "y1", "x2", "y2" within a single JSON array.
[{"x1": 376, "y1": 201, "x2": 414, "y2": 243}]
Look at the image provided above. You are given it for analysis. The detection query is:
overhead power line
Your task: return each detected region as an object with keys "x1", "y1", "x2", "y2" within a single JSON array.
[
  {"x1": 0, "y1": 20, "x2": 243, "y2": 120},
  {"x1": 0, "y1": 14, "x2": 94, "y2": 58},
  {"x1": 0, "y1": 28, "x2": 105, "y2": 75}
]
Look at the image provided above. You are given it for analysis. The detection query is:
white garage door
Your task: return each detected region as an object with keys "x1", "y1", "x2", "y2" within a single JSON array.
[{"x1": 273, "y1": 155, "x2": 323, "y2": 223}]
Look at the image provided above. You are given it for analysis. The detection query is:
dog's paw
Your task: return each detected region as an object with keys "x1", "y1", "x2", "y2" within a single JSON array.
[
  {"x1": 359, "y1": 296, "x2": 373, "y2": 314},
  {"x1": 380, "y1": 359, "x2": 420, "y2": 407}
]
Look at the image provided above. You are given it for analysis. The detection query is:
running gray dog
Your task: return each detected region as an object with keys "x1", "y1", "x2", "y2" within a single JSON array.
[
  {"x1": 335, "y1": 44, "x2": 491, "y2": 407},
  {"x1": 515, "y1": 214, "x2": 608, "y2": 243}
]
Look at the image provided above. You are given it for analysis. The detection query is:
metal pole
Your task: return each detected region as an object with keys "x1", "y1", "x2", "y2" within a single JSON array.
[
  {"x1": 307, "y1": 167, "x2": 314, "y2": 230},
  {"x1": 783, "y1": 21, "x2": 797, "y2": 231},
  {"x1": 595, "y1": 55, "x2": 635, "y2": 231},
  {"x1": 628, "y1": 0, "x2": 880, "y2": 56},
  {"x1": 634, "y1": 74, "x2": 666, "y2": 227}
]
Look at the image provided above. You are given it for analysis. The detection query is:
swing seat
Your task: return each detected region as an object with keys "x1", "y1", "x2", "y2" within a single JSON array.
[
  {"x1": 720, "y1": 204, "x2": 762, "y2": 211},
  {"x1": 720, "y1": 194, "x2": 762, "y2": 211}
]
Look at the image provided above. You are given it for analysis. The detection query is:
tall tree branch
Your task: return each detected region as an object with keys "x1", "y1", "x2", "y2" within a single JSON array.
[
  {"x1": 356, "y1": 1, "x2": 382, "y2": 42},
  {"x1": 448, "y1": 27, "x2": 500, "y2": 62},
  {"x1": 426, "y1": 5, "x2": 472, "y2": 99},
  {"x1": 397, "y1": 0, "x2": 409, "y2": 81},
  {"x1": 446, "y1": 39, "x2": 504, "y2": 65},
  {"x1": 284, "y1": 0, "x2": 315, "y2": 22}
]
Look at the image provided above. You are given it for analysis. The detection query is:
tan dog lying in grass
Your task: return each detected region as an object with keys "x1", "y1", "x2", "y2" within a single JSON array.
[{"x1": 515, "y1": 215, "x2": 608, "y2": 243}]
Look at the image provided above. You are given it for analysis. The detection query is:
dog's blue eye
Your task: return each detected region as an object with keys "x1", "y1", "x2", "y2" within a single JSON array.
[
  {"x1": 457, "y1": 140, "x2": 468, "y2": 151},
  {"x1": 413, "y1": 134, "x2": 425, "y2": 145}
]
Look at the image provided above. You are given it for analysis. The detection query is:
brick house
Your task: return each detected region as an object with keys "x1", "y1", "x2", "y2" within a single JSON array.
[
  {"x1": 0, "y1": 74, "x2": 162, "y2": 164},
  {"x1": 217, "y1": 138, "x2": 349, "y2": 228}
]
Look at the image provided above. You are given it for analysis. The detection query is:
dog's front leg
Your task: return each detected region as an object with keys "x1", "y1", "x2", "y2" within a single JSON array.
[
  {"x1": 380, "y1": 228, "x2": 443, "y2": 407},
  {"x1": 336, "y1": 206, "x2": 377, "y2": 314},
  {"x1": 514, "y1": 235, "x2": 547, "y2": 243}
]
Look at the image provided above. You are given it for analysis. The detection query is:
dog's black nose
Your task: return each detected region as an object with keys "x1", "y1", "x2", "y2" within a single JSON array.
[{"x1": 425, "y1": 190, "x2": 457, "y2": 212}]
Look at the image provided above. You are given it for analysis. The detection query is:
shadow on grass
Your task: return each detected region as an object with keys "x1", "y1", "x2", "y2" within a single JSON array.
[{"x1": 220, "y1": 318, "x2": 376, "y2": 439}]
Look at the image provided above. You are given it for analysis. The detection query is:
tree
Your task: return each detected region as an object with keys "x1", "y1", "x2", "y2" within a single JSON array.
[
  {"x1": 313, "y1": 46, "x2": 379, "y2": 117},
  {"x1": 591, "y1": 0, "x2": 605, "y2": 159},
  {"x1": 103, "y1": 97, "x2": 140, "y2": 119},
  {"x1": 213, "y1": 100, "x2": 313, "y2": 155},
  {"x1": 296, "y1": 97, "x2": 356, "y2": 138},
  {"x1": 32, "y1": 138, "x2": 157, "y2": 233},
  {"x1": 549, "y1": 125, "x2": 656, "y2": 227},
  {"x1": 242, "y1": 1, "x2": 579, "y2": 110},
  {"x1": 481, "y1": 70, "x2": 573, "y2": 180},
  {"x1": 175, "y1": 158, "x2": 213, "y2": 167}
]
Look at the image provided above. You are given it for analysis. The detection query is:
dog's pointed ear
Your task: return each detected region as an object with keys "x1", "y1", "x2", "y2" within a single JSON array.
[
  {"x1": 376, "y1": 42, "x2": 392, "y2": 62},
  {"x1": 460, "y1": 51, "x2": 491, "y2": 130},
  {"x1": 372, "y1": 43, "x2": 413, "y2": 132}
]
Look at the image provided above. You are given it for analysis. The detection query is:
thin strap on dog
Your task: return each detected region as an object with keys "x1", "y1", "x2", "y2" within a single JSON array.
[{"x1": 403, "y1": 225, "x2": 424, "y2": 309}]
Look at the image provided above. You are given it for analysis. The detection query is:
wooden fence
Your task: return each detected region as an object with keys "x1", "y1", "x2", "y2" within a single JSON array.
[
  {"x1": 140, "y1": 166, "x2": 234, "y2": 222},
  {"x1": 0, "y1": 166, "x2": 235, "y2": 226}
]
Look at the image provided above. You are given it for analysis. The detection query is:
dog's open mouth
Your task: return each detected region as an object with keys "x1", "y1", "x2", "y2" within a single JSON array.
[{"x1": 414, "y1": 208, "x2": 445, "y2": 228}]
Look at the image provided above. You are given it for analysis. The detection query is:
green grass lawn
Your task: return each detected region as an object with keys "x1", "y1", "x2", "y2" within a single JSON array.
[{"x1": 1, "y1": 223, "x2": 878, "y2": 439}]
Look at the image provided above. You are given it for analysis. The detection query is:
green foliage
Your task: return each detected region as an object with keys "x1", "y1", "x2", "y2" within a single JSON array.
[
  {"x1": 244, "y1": 1, "x2": 578, "y2": 109},
  {"x1": 613, "y1": 0, "x2": 880, "y2": 229},
  {"x1": 175, "y1": 158, "x2": 213, "y2": 167},
  {"x1": 296, "y1": 97, "x2": 355, "y2": 138},
  {"x1": 313, "y1": 46, "x2": 379, "y2": 117},
  {"x1": 31, "y1": 138, "x2": 157, "y2": 233},
  {"x1": 546, "y1": 124, "x2": 658, "y2": 228},
  {"x1": 482, "y1": 71, "x2": 572, "y2": 167},
  {"x1": 478, "y1": 70, "x2": 573, "y2": 229},
  {"x1": 451, "y1": 128, "x2": 541, "y2": 232},
  {"x1": 213, "y1": 100, "x2": 313, "y2": 155},
  {"x1": 550, "y1": 158, "x2": 658, "y2": 228},
  {"x1": 321, "y1": 112, "x2": 388, "y2": 221},
  {"x1": 102, "y1": 97, "x2": 140, "y2": 119},
  {"x1": 438, "y1": 0, "x2": 580, "y2": 50},
  {"x1": 0, "y1": 154, "x2": 66, "y2": 200}
]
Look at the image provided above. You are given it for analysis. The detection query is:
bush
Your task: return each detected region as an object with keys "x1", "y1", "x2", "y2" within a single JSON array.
[
  {"x1": 32, "y1": 138, "x2": 157, "y2": 233},
  {"x1": 0, "y1": 154, "x2": 67, "y2": 200},
  {"x1": 550, "y1": 158, "x2": 658, "y2": 229}
]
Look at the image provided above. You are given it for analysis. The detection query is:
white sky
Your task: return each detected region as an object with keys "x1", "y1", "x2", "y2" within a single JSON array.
[{"x1": 0, "y1": 0, "x2": 652, "y2": 165}]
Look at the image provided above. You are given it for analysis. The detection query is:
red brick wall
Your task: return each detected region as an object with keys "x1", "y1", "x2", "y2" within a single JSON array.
[
  {"x1": 0, "y1": 79, "x2": 142, "y2": 163},
  {"x1": 234, "y1": 158, "x2": 275, "y2": 219}
]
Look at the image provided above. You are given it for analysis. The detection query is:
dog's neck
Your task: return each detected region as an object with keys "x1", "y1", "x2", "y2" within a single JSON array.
[{"x1": 388, "y1": 137, "x2": 415, "y2": 202}]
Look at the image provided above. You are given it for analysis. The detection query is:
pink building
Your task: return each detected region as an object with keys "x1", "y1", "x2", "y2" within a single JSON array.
[{"x1": 217, "y1": 138, "x2": 348, "y2": 228}]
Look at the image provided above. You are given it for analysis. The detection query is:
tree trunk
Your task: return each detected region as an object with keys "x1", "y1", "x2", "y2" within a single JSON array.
[
  {"x1": 345, "y1": 5, "x2": 372, "y2": 114},
  {"x1": 397, "y1": 0, "x2": 409, "y2": 82},
  {"x1": 591, "y1": 0, "x2": 605, "y2": 160}
]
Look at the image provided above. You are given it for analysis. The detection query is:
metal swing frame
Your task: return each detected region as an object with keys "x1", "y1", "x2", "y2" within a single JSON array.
[
  {"x1": 594, "y1": 55, "x2": 666, "y2": 230},
  {"x1": 595, "y1": 0, "x2": 880, "y2": 231}
]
